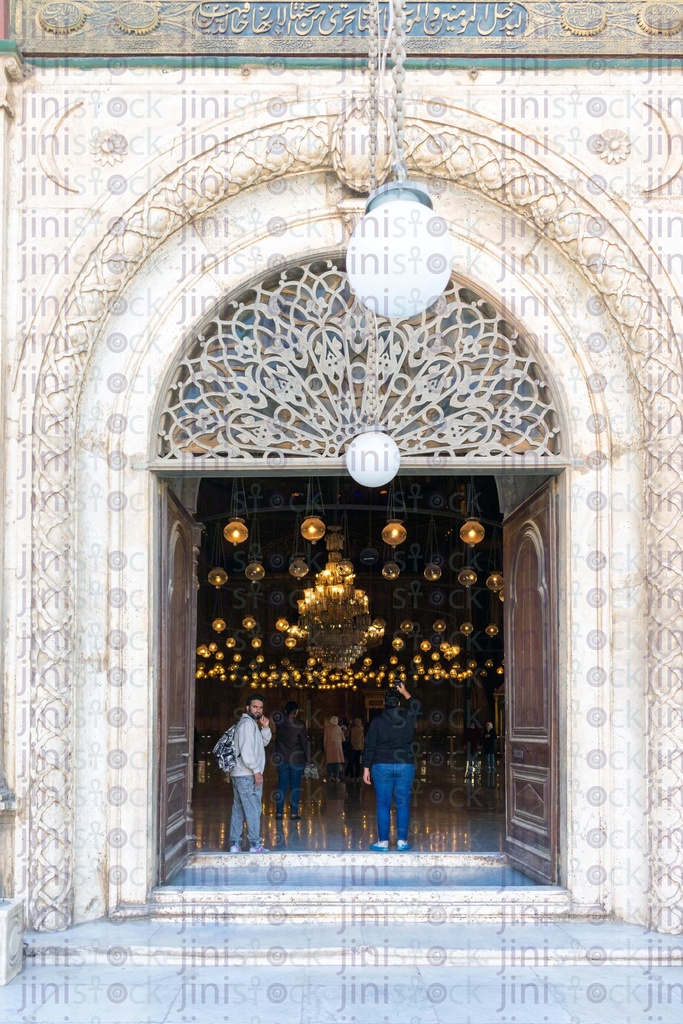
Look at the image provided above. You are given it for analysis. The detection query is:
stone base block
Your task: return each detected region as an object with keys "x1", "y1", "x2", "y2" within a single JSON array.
[{"x1": 0, "y1": 899, "x2": 23, "y2": 985}]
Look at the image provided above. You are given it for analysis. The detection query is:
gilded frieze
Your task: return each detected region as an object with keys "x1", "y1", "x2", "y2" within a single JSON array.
[{"x1": 12, "y1": 1, "x2": 683, "y2": 56}]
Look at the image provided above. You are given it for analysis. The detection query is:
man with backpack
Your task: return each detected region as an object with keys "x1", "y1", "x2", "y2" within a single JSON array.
[{"x1": 228, "y1": 694, "x2": 272, "y2": 853}]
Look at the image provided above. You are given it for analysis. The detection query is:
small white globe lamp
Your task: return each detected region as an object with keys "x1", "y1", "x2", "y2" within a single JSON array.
[
  {"x1": 345, "y1": 431, "x2": 400, "y2": 488},
  {"x1": 347, "y1": 181, "x2": 454, "y2": 319}
]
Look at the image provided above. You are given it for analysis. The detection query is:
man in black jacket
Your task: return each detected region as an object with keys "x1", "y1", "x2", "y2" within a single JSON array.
[
  {"x1": 363, "y1": 682, "x2": 420, "y2": 852},
  {"x1": 272, "y1": 701, "x2": 308, "y2": 820}
]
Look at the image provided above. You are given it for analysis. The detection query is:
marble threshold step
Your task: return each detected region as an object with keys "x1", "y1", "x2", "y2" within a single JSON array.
[
  {"x1": 147, "y1": 851, "x2": 570, "y2": 922},
  {"x1": 24, "y1": 919, "x2": 678, "y2": 970}
]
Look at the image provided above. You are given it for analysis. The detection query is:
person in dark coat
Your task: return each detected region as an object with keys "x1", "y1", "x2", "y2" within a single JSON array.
[
  {"x1": 463, "y1": 721, "x2": 482, "y2": 776},
  {"x1": 363, "y1": 682, "x2": 420, "y2": 852},
  {"x1": 271, "y1": 701, "x2": 308, "y2": 820},
  {"x1": 482, "y1": 721, "x2": 497, "y2": 770}
]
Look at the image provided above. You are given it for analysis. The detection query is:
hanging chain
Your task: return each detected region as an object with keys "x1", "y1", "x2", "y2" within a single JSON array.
[
  {"x1": 367, "y1": 0, "x2": 380, "y2": 192},
  {"x1": 390, "y1": 0, "x2": 408, "y2": 181}
]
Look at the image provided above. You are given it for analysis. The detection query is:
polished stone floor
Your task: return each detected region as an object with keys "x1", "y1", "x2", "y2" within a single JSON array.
[{"x1": 192, "y1": 755, "x2": 505, "y2": 854}]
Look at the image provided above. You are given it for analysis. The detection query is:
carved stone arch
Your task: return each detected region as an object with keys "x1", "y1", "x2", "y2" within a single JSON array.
[
  {"x1": 154, "y1": 256, "x2": 563, "y2": 467},
  {"x1": 28, "y1": 110, "x2": 683, "y2": 932}
]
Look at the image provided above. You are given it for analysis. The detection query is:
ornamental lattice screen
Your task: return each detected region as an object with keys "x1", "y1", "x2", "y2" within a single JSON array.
[{"x1": 156, "y1": 259, "x2": 561, "y2": 463}]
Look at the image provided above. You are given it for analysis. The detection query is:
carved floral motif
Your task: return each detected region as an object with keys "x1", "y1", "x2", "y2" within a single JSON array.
[
  {"x1": 158, "y1": 262, "x2": 561, "y2": 462},
  {"x1": 90, "y1": 130, "x2": 128, "y2": 166}
]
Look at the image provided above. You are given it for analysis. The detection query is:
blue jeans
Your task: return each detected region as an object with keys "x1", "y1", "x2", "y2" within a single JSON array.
[
  {"x1": 275, "y1": 764, "x2": 305, "y2": 816},
  {"x1": 371, "y1": 762, "x2": 415, "y2": 842}
]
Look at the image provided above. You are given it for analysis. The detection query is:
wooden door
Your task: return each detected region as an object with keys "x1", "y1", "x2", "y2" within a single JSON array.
[
  {"x1": 503, "y1": 478, "x2": 560, "y2": 884},
  {"x1": 158, "y1": 483, "x2": 201, "y2": 883}
]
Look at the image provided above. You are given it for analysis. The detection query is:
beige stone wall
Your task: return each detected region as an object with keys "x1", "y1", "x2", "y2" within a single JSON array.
[{"x1": 0, "y1": 57, "x2": 680, "y2": 930}]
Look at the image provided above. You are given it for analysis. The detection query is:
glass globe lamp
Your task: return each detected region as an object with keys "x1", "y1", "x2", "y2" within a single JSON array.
[
  {"x1": 382, "y1": 560, "x2": 400, "y2": 580},
  {"x1": 285, "y1": 637, "x2": 297, "y2": 648},
  {"x1": 499, "y1": 591, "x2": 504, "y2": 602},
  {"x1": 460, "y1": 519, "x2": 485, "y2": 546},
  {"x1": 457, "y1": 568, "x2": 477, "y2": 587},
  {"x1": 245, "y1": 562, "x2": 265, "y2": 581},
  {"x1": 242, "y1": 615, "x2": 257, "y2": 630},
  {"x1": 208, "y1": 642, "x2": 218, "y2": 652},
  {"x1": 223, "y1": 517, "x2": 249, "y2": 545},
  {"x1": 486, "y1": 571, "x2": 504, "y2": 592},
  {"x1": 392, "y1": 637, "x2": 404, "y2": 651},
  {"x1": 226, "y1": 636, "x2": 236, "y2": 648},
  {"x1": 338, "y1": 558, "x2": 354, "y2": 577},
  {"x1": 360, "y1": 547, "x2": 379, "y2": 565},
  {"x1": 459, "y1": 622, "x2": 474, "y2": 636},
  {"x1": 208, "y1": 567, "x2": 228, "y2": 588},
  {"x1": 251, "y1": 637, "x2": 262, "y2": 648},
  {"x1": 212, "y1": 618, "x2": 226, "y2": 633},
  {"x1": 424, "y1": 562, "x2": 442, "y2": 581},
  {"x1": 381, "y1": 519, "x2": 407, "y2": 547},
  {"x1": 400, "y1": 619, "x2": 413, "y2": 633},
  {"x1": 301, "y1": 516, "x2": 326, "y2": 542},
  {"x1": 215, "y1": 651, "x2": 224, "y2": 661},
  {"x1": 420, "y1": 640, "x2": 431, "y2": 652},
  {"x1": 345, "y1": 430, "x2": 401, "y2": 487},
  {"x1": 433, "y1": 619, "x2": 447, "y2": 632},
  {"x1": 485, "y1": 624, "x2": 499, "y2": 637},
  {"x1": 275, "y1": 617, "x2": 289, "y2": 632},
  {"x1": 288, "y1": 557, "x2": 309, "y2": 578},
  {"x1": 347, "y1": 181, "x2": 454, "y2": 318}
]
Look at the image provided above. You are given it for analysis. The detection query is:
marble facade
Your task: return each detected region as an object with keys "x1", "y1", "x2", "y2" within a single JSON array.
[{"x1": 0, "y1": 47, "x2": 681, "y2": 941}]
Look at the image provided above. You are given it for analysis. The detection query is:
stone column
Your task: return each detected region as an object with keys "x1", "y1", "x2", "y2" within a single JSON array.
[{"x1": 0, "y1": 49, "x2": 22, "y2": 876}]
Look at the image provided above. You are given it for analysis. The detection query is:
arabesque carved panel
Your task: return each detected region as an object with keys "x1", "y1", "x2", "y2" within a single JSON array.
[{"x1": 157, "y1": 260, "x2": 561, "y2": 463}]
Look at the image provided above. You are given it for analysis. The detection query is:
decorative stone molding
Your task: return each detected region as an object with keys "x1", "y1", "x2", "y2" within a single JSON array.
[
  {"x1": 27, "y1": 109, "x2": 683, "y2": 934},
  {"x1": 0, "y1": 55, "x2": 24, "y2": 120},
  {"x1": 0, "y1": 899, "x2": 23, "y2": 986}
]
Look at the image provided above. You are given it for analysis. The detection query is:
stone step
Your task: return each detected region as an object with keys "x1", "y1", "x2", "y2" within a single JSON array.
[
  {"x1": 148, "y1": 885, "x2": 571, "y2": 922},
  {"x1": 24, "y1": 919, "x2": 680, "y2": 969},
  {"x1": 146, "y1": 850, "x2": 571, "y2": 923}
]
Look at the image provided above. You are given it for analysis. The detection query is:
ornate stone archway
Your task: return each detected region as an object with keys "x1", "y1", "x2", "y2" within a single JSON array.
[{"x1": 28, "y1": 107, "x2": 682, "y2": 932}]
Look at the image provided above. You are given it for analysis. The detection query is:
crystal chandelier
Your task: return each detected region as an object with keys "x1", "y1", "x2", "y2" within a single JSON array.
[{"x1": 295, "y1": 526, "x2": 384, "y2": 670}]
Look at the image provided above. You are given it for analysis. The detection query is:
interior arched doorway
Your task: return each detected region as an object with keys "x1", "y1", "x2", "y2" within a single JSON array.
[{"x1": 149, "y1": 256, "x2": 566, "y2": 888}]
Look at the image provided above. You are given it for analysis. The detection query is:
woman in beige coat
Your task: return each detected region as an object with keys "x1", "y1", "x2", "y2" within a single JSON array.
[{"x1": 323, "y1": 716, "x2": 345, "y2": 780}]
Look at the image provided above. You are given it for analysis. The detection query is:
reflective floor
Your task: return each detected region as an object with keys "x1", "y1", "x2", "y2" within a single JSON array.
[{"x1": 192, "y1": 755, "x2": 505, "y2": 854}]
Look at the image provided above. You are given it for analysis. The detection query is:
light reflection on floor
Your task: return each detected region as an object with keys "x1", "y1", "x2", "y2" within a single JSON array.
[{"x1": 191, "y1": 756, "x2": 505, "y2": 853}]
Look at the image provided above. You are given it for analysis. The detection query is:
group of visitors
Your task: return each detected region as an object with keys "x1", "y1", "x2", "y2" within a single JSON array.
[
  {"x1": 323, "y1": 715, "x2": 365, "y2": 779},
  {"x1": 464, "y1": 720, "x2": 497, "y2": 774},
  {"x1": 224, "y1": 681, "x2": 422, "y2": 852}
]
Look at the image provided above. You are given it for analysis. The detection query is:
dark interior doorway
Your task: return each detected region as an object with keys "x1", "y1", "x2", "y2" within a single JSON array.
[{"x1": 189, "y1": 473, "x2": 507, "y2": 855}]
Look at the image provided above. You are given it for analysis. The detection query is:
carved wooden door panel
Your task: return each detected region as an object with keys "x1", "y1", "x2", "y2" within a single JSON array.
[
  {"x1": 504, "y1": 478, "x2": 559, "y2": 884},
  {"x1": 158, "y1": 484, "x2": 200, "y2": 884}
]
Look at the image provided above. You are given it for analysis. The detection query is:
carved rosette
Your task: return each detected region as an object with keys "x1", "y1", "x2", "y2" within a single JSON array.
[
  {"x1": 38, "y1": 2, "x2": 86, "y2": 33},
  {"x1": 560, "y1": 3, "x2": 607, "y2": 36},
  {"x1": 637, "y1": 3, "x2": 683, "y2": 34},
  {"x1": 28, "y1": 110, "x2": 683, "y2": 934}
]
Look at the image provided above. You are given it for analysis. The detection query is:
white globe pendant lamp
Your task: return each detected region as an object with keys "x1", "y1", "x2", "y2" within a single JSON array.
[
  {"x1": 347, "y1": 181, "x2": 454, "y2": 319},
  {"x1": 345, "y1": 430, "x2": 400, "y2": 488}
]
